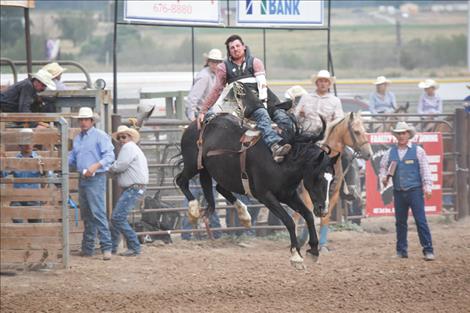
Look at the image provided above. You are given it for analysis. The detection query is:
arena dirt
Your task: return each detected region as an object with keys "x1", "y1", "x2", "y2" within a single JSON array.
[{"x1": 1, "y1": 216, "x2": 469, "y2": 313}]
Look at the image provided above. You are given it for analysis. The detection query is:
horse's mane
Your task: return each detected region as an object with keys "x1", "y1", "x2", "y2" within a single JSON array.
[
  {"x1": 323, "y1": 114, "x2": 350, "y2": 141},
  {"x1": 288, "y1": 116, "x2": 327, "y2": 165}
]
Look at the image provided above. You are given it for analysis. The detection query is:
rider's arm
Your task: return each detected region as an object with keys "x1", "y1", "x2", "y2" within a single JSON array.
[
  {"x1": 199, "y1": 63, "x2": 227, "y2": 114},
  {"x1": 253, "y1": 58, "x2": 267, "y2": 102},
  {"x1": 368, "y1": 93, "x2": 377, "y2": 114}
]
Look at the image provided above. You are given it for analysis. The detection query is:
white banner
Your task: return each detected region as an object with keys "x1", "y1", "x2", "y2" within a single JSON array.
[
  {"x1": 0, "y1": 0, "x2": 35, "y2": 8},
  {"x1": 237, "y1": 0, "x2": 324, "y2": 27},
  {"x1": 124, "y1": 0, "x2": 221, "y2": 25}
]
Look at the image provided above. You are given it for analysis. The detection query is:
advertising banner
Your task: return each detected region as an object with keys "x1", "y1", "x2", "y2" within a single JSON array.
[
  {"x1": 365, "y1": 132, "x2": 443, "y2": 217},
  {"x1": 124, "y1": 0, "x2": 220, "y2": 25},
  {"x1": 237, "y1": 0, "x2": 324, "y2": 27}
]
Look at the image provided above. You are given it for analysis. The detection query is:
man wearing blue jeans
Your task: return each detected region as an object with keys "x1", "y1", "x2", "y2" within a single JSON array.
[
  {"x1": 380, "y1": 121, "x2": 435, "y2": 261},
  {"x1": 110, "y1": 125, "x2": 149, "y2": 256},
  {"x1": 69, "y1": 107, "x2": 115, "y2": 260}
]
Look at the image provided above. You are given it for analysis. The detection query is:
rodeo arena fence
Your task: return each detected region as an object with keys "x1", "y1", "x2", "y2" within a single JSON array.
[{"x1": 1, "y1": 86, "x2": 469, "y2": 271}]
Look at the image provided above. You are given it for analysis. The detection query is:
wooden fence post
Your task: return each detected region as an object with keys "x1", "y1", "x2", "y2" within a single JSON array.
[{"x1": 454, "y1": 108, "x2": 469, "y2": 219}]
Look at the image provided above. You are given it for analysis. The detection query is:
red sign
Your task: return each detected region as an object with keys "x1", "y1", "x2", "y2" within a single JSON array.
[{"x1": 365, "y1": 132, "x2": 443, "y2": 217}]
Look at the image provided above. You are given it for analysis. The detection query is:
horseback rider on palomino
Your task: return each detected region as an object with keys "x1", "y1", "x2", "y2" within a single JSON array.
[{"x1": 198, "y1": 34, "x2": 294, "y2": 163}]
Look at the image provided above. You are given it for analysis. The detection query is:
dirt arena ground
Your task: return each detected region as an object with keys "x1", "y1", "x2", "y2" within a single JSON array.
[{"x1": 1, "y1": 216, "x2": 469, "y2": 313}]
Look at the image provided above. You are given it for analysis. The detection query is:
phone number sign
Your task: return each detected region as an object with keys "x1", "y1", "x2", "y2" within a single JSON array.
[{"x1": 124, "y1": 0, "x2": 221, "y2": 25}]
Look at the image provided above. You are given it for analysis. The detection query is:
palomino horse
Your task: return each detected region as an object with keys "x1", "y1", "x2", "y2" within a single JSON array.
[{"x1": 298, "y1": 112, "x2": 373, "y2": 250}]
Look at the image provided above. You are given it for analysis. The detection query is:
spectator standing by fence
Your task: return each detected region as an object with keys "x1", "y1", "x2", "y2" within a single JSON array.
[
  {"x1": 379, "y1": 121, "x2": 435, "y2": 261},
  {"x1": 109, "y1": 126, "x2": 148, "y2": 256},
  {"x1": 68, "y1": 107, "x2": 115, "y2": 260},
  {"x1": 417, "y1": 79, "x2": 442, "y2": 114},
  {"x1": 369, "y1": 76, "x2": 397, "y2": 114}
]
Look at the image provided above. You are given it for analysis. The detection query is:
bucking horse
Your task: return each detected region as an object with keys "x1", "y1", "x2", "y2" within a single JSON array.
[{"x1": 175, "y1": 82, "x2": 338, "y2": 269}]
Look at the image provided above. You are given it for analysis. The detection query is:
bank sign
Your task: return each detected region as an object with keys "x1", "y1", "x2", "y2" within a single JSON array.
[{"x1": 237, "y1": 0, "x2": 324, "y2": 27}]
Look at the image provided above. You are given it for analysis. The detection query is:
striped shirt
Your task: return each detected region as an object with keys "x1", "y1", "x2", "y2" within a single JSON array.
[{"x1": 379, "y1": 142, "x2": 433, "y2": 193}]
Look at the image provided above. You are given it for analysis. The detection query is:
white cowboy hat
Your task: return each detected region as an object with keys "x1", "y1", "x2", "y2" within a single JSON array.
[
  {"x1": 72, "y1": 107, "x2": 95, "y2": 119},
  {"x1": 391, "y1": 121, "x2": 416, "y2": 139},
  {"x1": 373, "y1": 76, "x2": 391, "y2": 85},
  {"x1": 284, "y1": 85, "x2": 308, "y2": 100},
  {"x1": 112, "y1": 125, "x2": 140, "y2": 143},
  {"x1": 311, "y1": 70, "x2": 336, "y2": 84},
  {"x1": 203, "y1": 48, "x2": 224, "y2": 61},
  {"x1": 18, "y1": 128, "x2": 34, "y2": 145},
  {"x1": 32, "y1": 69, "x2": 56, "y2": 90},
  {"x1": 42, "y1": 62, "x2": 67, "y2": 79},
  {"x1": 418, "y1": 79, "x2": 439, "y2": 89}
]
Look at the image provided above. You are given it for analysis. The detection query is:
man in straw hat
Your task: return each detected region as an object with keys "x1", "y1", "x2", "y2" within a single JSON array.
[
  {"x1": 368, "y1": 75, "x2": 397, "y2": 114},
  {"x1": 42, "y1": 62, "x2": 67, "y2": 90},
  {"x1": 198, "y1": 34, "x2": 293, "y2": 163},
  {"x1": 69, "y1": 107, "x2": 115, "y2": 260},
  {"x1": 0, "y1": 69, "x2": 56, "y2": 113},
  {"x1": 185, "y1": 48, "x2": 225, "y2": 121},
  {"x1": 109, "y1": 125, "x2": 148, "y2": 256},
  {"x1": 294, "y1": 69, "x2": 344, "y2": 135},
  {"x1": 379, "y1": 121, "x2": 435, "y2": 261},
  {"x1": 417, "y1": 79, "x2": 442, "y2": 114}
]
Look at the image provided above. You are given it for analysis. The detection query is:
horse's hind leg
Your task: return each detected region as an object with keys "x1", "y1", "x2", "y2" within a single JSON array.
[{"x1": 216, "y1": 184, "x2": 252, "y2": 228}]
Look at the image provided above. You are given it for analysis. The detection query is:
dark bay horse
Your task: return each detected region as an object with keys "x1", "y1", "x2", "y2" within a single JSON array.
[{"x1": 176, "y1": 84, "x2": 338, "y2": 268}]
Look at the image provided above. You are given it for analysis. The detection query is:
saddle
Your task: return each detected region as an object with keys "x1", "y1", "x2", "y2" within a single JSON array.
[{"x1": 198, "y1": 117, "x2": 261, "y2": 196}]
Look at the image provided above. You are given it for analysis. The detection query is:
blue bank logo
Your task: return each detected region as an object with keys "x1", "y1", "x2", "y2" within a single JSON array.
[{"x1": 246, "y1": 0, "x2": 300, "y2": 16}]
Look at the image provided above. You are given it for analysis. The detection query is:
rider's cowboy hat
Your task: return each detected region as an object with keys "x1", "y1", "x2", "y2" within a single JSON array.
[
  {"x1": 72, "y1": 107, "x2": 96, "y2": 119},
  {"x1": 18, "y1": 128, "x2": 34, "y2": 145},
  {"x1": 311, "y1": 70, "x2": 336, "y2": 84},
  {"x1": 284, "y1": 85, "x2": 308, "y2": 100},
  {"x1": 42, "y1": 62, "x2": 67, "y2": 79},
  {"x1": 32, "y1": 69, "x2": 56, "y2": 90},
  {"x1": 418, "y1": 79, "x2": 439, "y2": 89},
  {"x1": 203, "y1": 48, "x2": 224, "y2": 62},
  {"x1": 112, "y1": 125, "x2": 140, "y2": 143},
  {"x1": 373, "y1": 76, "x2": 391, "y2": 85},
  {"x1": 391, "y1": 121, "x2": 416, "y2": 139}
]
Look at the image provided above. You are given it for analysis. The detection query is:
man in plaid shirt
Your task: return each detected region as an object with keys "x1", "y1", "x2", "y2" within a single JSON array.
[{"x1": 379, "y1": 121, "x2": 435, "y2": 261}]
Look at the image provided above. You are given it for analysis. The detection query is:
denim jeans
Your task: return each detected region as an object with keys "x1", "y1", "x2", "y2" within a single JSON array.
[
  {"x1": 181, "y1": 178, "x2": 222, "y2": 240},
  {"x1": 225, "y1": 194, "x2": 259, "y2": 237},
  {"x1": 271, "y1": 109, "x2": 294, "y2": 143},
  {"x1": 393, "y1": 188, "x2": 433, "y2": 255},
  {"x1": 79, "y1": 174, "x2": 112, "y2": 254},
  {"x1": 251, "y1": 108, "x2": 282, "y2": 147},
  {"x1": 111, "y1": 187, "x2": 144, "y2": 253}
]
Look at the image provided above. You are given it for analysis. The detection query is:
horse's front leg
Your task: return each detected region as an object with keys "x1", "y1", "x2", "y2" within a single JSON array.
[
  {"x1": 319, "y1": 187, "x2": 341, "y2": 252},
  {"x1": 257, "y1": 191, "x2": 304, "y2": 270},
  {"x1": 284, "y1": 195, "x2": 319, "y2": 263}
]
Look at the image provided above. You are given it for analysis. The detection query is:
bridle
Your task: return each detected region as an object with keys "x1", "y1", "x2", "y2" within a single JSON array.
[{"x1": 347, "y1": 115, "x2": 369, "y2": 159}]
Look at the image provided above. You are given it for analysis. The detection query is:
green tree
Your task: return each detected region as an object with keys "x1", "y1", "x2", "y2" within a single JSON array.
[{"x1": 55, "y1": 13, "x2": 97, "y2": 47}]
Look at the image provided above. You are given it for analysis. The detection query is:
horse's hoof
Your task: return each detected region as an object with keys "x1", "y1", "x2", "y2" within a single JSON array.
[
  {"x1": 319, "y1": 245, "x2": 331, "y2": 254},
  {"x1": 234, "y1": 199, "x2": 252, "y2": 228},
  {"x1": 306, "y1": 249, "x2": 319, "y2": 263},
  {"x1": 188, "y1": 200, "x2": 200, "y2": 220},
  {"x1": 290, "y1": 260, "x2": 306, "y2": 270},
  {"x1": 290, "y1": 249, "x2": 305, "y2": 270}
]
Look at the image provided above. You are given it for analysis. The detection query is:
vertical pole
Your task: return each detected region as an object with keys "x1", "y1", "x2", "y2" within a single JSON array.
[
  {"x1": 59, "y1": 118, "x2": 69, "y2": 269},
  {"x1": 226, "y1": 0, "x2": 230, "y2": 26},
  {"x1": 191, "y1": 27, "x2": 195, "y2": 85},
  {"x1": 455, "y1": 108, "x2": 469, "y2": 219},
  {"x1": 24, "y1": 8, "x2": 33, "y2": 77},
  {"x1": 263, "y1": 29, "x2": 267, "y2": 68},
  {"x1": 468, "y1": 0, "x2": 470, "y2": 71},
  {"x1": 326, "y1": 0, "x2": 337, "y2": 96},
  {"x1": 112, "y1": 0, "x2": 118, "y2": 114},
  {"x1": 111, "y1": 114, "x2": 122, "y2": 213}
]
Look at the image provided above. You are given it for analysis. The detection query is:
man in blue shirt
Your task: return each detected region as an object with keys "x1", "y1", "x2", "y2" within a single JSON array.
[{"x1": 69, "y1": 107, "x2": 115, "y2": 260}]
